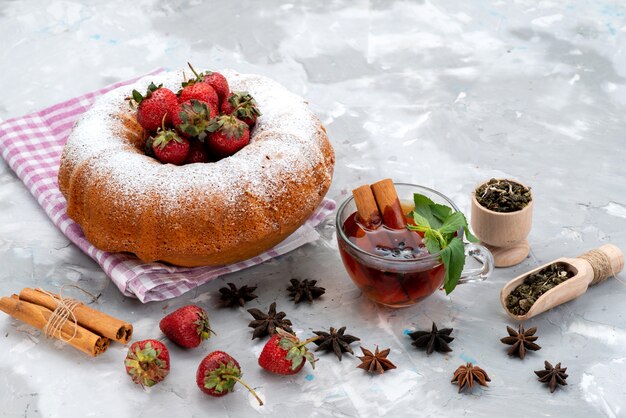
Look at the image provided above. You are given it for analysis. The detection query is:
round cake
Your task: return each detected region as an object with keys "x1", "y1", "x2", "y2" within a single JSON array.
[{"x1": 58, "y1": 69, "x2": 335, "y2": 267}]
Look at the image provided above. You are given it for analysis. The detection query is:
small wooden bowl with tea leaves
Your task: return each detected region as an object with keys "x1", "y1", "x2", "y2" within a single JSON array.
[{"x1": 470, "y1": 178, "x2": 532, "y2": 267}]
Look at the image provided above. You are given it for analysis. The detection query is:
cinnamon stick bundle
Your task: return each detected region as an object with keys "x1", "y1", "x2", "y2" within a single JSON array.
[
  {"x1": 370, "y1": 179, "x2": 407, "y2": 229},
  {"x1": 354, "y1": 179, "x2": 408, "y2": 230},
  {"x1": 19, "y1": 288, "x2": 133, "y2": 344},
  {"x1": 354, "y1": 179, "x2": 421, "y2": 249},
  {"x1": 0, "y1": 296, "x2": 110, "y2": 357}
]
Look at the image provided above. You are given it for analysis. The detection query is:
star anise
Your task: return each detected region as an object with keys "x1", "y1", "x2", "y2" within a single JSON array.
[
  {"x1": 247, "y1": 302, "x2": 293, "y2": 339},
  {"x1": 287, "y1": 278, "x2": 325, "y2": 304},
  {"x1": 408, "y1": 322, "x2": 454, "y2": 355},
  {"x1": 357, "y1": 346, "x2": 396, "y2": 374},
  {"x1": 535, "y1": 361, "x2": 568, "y2": 393},
  {"x1": 218, "y1": 283, "x2": 258, "y2": 307},
  {"x1": 312, "y1": 326, "x2": 360, "y2": 361},
  {"x1": 451, "y1": 363, "x2": 491, "y2": 393},
  {"x1": 500, "y1": 324, "x2": 541, "y2": 359}
]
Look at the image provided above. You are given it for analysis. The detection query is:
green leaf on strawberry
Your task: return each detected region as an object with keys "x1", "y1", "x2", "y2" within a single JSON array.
[
  {"x1": 196, "y1": 351, "x2": 263, "y2": 405},
  {"x1": 203, "y1": 361, "x2": 240, "y2": 394},
  {"x1": 258, "y1": 328, "x2": 318, "y2": 375},
  {"x1": 124, "y1": 340, "x2": 170, "y2": 387},
  {"x1": 276, "y1": 328, "x2": 317, "y2": 371}
]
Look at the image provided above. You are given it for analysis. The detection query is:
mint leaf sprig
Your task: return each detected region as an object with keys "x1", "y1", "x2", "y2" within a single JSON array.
[{"x1": 407, "y1": 193, "x2": 478, "y2": 294}]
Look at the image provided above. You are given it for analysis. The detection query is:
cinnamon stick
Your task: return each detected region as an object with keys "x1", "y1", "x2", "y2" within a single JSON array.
[
  {"x1": 352, "y1": 185, "x2": 381, "y2": 229},
  {"x1": 370, "y1": 178, "x2": 423, "y2": 251},
  {"x1": 370, "y1": 179, "x2": 407, "y2": 229},
  {"x1": 18, "y1": 288, "x2": 133, "y2": 344},
  {"x1": 0, "y1": 296, "x2": 110, "y2": 357}
]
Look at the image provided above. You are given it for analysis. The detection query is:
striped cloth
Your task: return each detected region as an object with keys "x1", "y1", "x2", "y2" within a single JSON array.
[{"x1": 0, "y1": 70, "x2": 336, "y2": 302}]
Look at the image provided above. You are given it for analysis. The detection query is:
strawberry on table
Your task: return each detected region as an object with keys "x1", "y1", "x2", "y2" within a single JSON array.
[
  {"x1": 220, "y1": 92, "x2": 261, "y2": 127},
  {"x1": 258, "y1": 328, "x2": 317, "y2": 375},
  {"x1": 196, "y1": 351, "x2": 263, "y2": 405},
  {"x1": 207, "y1": 114, "x2": 250, "y2": 159},
  {"x1": 159, "y1": 305, "x2": 213, "y2": 348},
  {"x1": 128, "y1": 82, "x2": 178, "y2": 132},
  {"x1": 124, "y1": 339, "x2": 170, "y2": 387}
]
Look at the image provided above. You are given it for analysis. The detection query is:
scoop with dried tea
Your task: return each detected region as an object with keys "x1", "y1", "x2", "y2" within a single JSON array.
[{"x1": 506, "y1": 263, "x2": 574, "y2": 316}]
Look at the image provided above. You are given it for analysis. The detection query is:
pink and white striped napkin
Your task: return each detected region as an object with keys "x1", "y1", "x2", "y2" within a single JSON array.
[{"x1": 0, "y1": 69, "x2": 336, "y2": 302}]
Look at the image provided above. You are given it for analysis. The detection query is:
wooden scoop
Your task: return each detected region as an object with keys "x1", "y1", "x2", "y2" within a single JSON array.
[{"x1": 500, "y1": 244, "x2": 624, "y2": 320}]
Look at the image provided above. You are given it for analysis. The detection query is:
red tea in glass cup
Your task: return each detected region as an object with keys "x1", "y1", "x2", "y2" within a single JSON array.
[{"x1": 336, "y1": 183, "x2": 494, "y2": 308}]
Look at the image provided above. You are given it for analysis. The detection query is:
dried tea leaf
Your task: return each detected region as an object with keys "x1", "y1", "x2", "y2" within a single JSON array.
[{"x1": 475, "y1": 178, "x2": 531, "y2": 213}]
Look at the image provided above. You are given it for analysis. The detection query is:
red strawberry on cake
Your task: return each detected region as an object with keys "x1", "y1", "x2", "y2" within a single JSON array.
[
  {"x1": 150, "y1": 120, "x2": 190, "y2": 165},
  {"x1": 196, "y1": 351, "x2": 263, "y2": 405},
  {"x1": 221, "y1": 92, "x2": 262, "y2": 127},
  {"x1": 207, "y1": 114, "x2": 250, "y2": 159},
  {"x1": 187, "y1": 62, "x2": 230, "y2": 103},
  {"x1": 124, "y1": 339, "x2": 170, "y2": 387},
  {"x1": 172, "y1": 99, "x2": 215, "y2": 140},
  {"x1": 159, "y1": 305, "x2": 213, "y2": 348},
  {"x1": 179, "y1": 80, "x2": 218, "y2": 114},
  {"x1": 202, "y1": 71, "x2": 230, "y2": 103},
  {"x1": 184, "y1": 140, "x2": 211, "y2": 164},
  {"x1": 128, "y1": 83, "x2": 178, "y2": 132}
]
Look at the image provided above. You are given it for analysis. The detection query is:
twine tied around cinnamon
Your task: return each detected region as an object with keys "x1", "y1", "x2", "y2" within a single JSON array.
[
  {"x1": 38, "y1": 285, "x2": 100, "y2": 343},
  {"x1": 579, "y1": 249, "x2": 623, "y2": 286}
]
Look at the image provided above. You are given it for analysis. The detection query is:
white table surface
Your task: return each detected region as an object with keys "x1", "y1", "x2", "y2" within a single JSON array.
[{"x1": 1, "y1": 1, "x2": 626, "y2": 417}]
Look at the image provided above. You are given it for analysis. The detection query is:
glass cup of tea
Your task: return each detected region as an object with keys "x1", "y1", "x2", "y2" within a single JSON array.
[{"x1": 335, "y1": 183, "x2": 494, "y2": 308}]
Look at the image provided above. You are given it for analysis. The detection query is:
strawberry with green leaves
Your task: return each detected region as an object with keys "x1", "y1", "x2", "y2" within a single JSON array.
[
  {"x1": 150, "y1": 117, "x2": 190, "y2": 165},
  {"x1": 124, "y1": 339, "x2": 170, "y2": 387},
  {"x1": 202, "y1": 71, "x2": 230, "y2": 103},
  {"x1": 172, "y1": 99, "x2": 215, "y2": 140},
  {"x1": 187, "y1": 62, "x2": 230, "y2": 103},
  {"x1": 159, "y1": 305, "x2": 214, "y2": 348},
  {"x1": 220, "y1": 92, "x2": 262, "y2": 127},
  {"x1": 207, "y1": 114, "x2": 250, "y2": 159},
  {"x1": 258, "y1": 328, "x2": 318, "y2": 375},
  {"x1": 178, "y1": 82, "x2": 219, "y2": 113},
  {"x1": 179, "y1": 63, "x2": 219, "y2": 113},
  {"x1": 128, "y1": 82, "x2": 178, "y2": 132},
  {"x1": 196, "y1": 351, "x2": 263, "y2": 405}
]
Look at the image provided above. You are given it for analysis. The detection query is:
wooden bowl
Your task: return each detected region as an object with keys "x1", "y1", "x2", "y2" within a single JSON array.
[{"x1": 470, "y1": 179, "x2": 533, "y2": 267}]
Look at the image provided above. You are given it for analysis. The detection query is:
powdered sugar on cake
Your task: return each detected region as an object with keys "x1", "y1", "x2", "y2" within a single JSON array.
[{"x1": 62, "y1": 70, "x2": 332, "y2": 214}]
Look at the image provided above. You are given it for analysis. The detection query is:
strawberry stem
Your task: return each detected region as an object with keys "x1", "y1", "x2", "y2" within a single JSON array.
[
  {"x1": 223, "y1": 375, "x2": 264, "y2": 406},
  {"x1": 187, "y1": 62, "x2": 201, "y2": 79},
  {"x1": 231, "y1": 97, "x2": 253, "y2": 113},
  {"x1": 297, "y1": 336, "x2": 320, "y2": 348}
]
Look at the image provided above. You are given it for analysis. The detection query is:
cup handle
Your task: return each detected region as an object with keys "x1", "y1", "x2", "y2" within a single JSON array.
[{"x1": 458, "y1": 243, "x2": 494, "y2": 284}]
